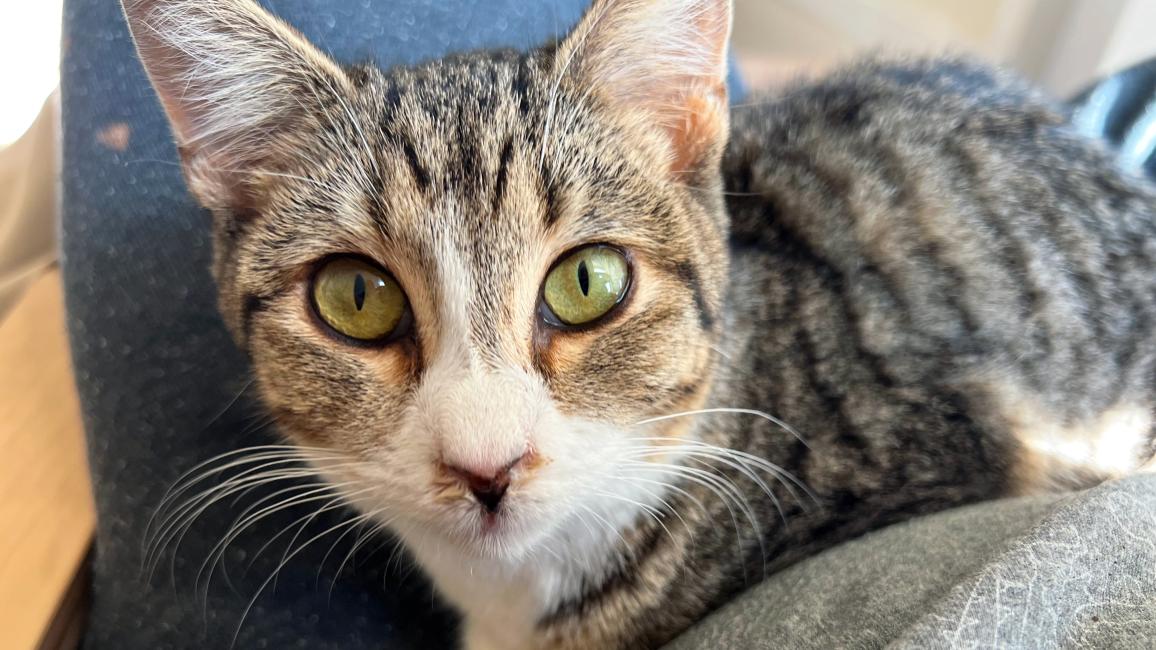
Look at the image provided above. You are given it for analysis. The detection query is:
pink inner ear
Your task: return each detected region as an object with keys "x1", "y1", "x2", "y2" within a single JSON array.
[
  {"x1": 560, "y1": 0, "x2": 733, "y2": 176},
  {"x1": 665, "y1": 83, "x2": 729, "y2": 175},
  {"x1": 122, "y1": 0, "x2": 356, "y2": 211},
  {"x1": 650, "y1": 0, "x2": 731, "y2": 174}
]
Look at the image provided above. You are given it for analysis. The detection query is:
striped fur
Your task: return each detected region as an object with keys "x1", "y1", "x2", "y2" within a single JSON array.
[{"x1": 123, "y1": 0, "x2": 1156, "y2": 648}]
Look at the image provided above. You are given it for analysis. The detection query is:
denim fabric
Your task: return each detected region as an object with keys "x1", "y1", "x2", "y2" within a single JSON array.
[{"x1": 60, "y1": 1, "x2": 743, "y2": 647}]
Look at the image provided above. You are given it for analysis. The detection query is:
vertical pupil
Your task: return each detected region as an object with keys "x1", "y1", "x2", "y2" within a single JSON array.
[
  {"x1": 353, "y1": 273, "x2": 366, "y2": 310},
  {"x1": 577, "y1": 260, "x2": 590, "y2": 296}
]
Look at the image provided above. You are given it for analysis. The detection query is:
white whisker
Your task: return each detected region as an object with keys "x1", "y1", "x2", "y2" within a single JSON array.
[
  {"x1": 634, "y1": 407, "x2": 809, "y2": 448},
  {"x1": 230, "y1": 508, "x2": 387, "y2": 648}
]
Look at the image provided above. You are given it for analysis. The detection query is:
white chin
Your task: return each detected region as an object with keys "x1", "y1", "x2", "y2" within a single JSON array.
[{"x1": 447, "y1": 509, "x2": 554, "y2": 563}]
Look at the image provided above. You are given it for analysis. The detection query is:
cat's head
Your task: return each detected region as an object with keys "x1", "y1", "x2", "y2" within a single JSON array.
[{"x1": 124, "y1": 0, "x2": 732, "y2": 564}]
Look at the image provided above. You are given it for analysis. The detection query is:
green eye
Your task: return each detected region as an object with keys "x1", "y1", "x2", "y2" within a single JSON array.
[
  {"x1": 542, "y1": 246, "x2": 630, "y2": 326},
  {"x1": 311, "y1": 257, "x2": 408, "y2": 342}
]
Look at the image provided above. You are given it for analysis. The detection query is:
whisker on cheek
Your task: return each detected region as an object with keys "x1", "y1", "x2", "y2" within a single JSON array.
[
  {"x1": 632, "y1": 406, "x2": 810, "y2": 448},
  {"x1": 626, "y1": 439, "x2": 817, "y2": 507},
  {"x1": 231, "y1": 506, "x2": 391, "y2": 648}
]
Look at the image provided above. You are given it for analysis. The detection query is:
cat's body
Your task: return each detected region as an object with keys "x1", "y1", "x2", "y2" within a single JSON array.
[
  {"x1": 121, "y1": 0, "x2": 1156, "y2": 648},
  {"x1": 453, "y1": 61, "x2": 1156, "y2": 650}
]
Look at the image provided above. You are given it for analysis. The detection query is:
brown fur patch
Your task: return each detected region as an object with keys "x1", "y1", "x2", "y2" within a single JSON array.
[{"x1": 96, "y1": 123, "x2": 131, "y2": 151}]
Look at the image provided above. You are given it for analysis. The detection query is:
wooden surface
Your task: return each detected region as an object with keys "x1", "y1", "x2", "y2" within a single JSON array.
[{"x1": 0, "y1": 269, "x2": 94, "y2": 650}]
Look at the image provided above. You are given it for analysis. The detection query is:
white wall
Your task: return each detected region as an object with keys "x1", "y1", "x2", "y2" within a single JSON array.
[{"x1": 0, "y1": 2, "x2": 62, "y2": 147}]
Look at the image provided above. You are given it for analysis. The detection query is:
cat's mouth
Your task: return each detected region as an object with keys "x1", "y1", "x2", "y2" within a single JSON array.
[
  {"x1": 478, "y1": 509, "x2": 503, "y2": 533},
  {"x1": 436, "y1": 498, "x2": 548, "y2": 561},
  {"x1": 426, "y1": 458, "x2": 546, "y2": 553},
  {"x1": 473, "y1": 505, "x2": 525, "y2": 547}
]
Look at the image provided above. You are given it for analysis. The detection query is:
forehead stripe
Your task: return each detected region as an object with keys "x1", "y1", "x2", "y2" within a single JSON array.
[
  {"x1": 492, "y1": 136, "x2": 514, "y2": 217},
  {"x1": 241, "y1": 293, "x2": 271, "y2": 346},
  {"x1": 673, "y1": 260, "x2": 715, "y2": 331},
  {"x1": 541, "y1": 169, "x2": 562, "y2": 227},
  {"x1": 399, "y1": 136, "x2": 431, "y2": 192}
]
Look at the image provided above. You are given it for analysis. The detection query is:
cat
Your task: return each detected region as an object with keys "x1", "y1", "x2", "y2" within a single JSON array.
[{"x1": 122, "y1": 0, "x2": 1156, "y2": 647}]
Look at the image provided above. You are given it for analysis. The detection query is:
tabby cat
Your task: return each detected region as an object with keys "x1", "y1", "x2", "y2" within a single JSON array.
[{"x1": 122, "y1": 0, "x2": 1156, "y2": 647}]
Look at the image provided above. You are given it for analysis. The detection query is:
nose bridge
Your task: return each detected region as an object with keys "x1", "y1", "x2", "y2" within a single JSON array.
[
  {"x1": 430, "y1": 231, "x2": 526, "y2": 372},
  {"x1": 421, "y1": 214, "x2": 543, "y2": 472},
  {"x1": 431, "y1": 368, "x2": 536, "y2": 475},
  {"x1": 432, "y1": 226, "x2": 522, "y2": 358}
]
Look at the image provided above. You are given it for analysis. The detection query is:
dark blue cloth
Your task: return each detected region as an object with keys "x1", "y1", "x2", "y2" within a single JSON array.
[{"x1": 60, "y1": 1, "x2": 744, "y2": 647}]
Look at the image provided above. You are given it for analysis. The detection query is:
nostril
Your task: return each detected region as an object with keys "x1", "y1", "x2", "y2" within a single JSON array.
[
  {"x1": 469, "y1": 480, "x2": 509, "y2": 513},
  {"x1": 442, "y1": 451, "x2": 530, "y2": 513}
]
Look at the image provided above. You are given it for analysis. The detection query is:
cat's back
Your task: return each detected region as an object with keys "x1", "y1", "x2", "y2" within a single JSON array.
[
  {"x1": 725, "y1": 56, "x2": 1156, "y2": 249},
  {"x1": 720, "y1": 57, "x2": 1156, "y2": 492}
]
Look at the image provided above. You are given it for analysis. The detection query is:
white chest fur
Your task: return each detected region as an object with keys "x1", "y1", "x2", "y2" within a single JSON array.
[{"x1": 398, "y1": 514, "x2": 624, "y2": 650}]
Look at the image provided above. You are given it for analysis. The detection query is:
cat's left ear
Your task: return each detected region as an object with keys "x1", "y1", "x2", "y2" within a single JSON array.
[
  {"x1": 122, "y1": 0, "x2": 351, "y2": 212},
  {"x1": 556, "y1": 0, "x2": 732, "y2": 176}
]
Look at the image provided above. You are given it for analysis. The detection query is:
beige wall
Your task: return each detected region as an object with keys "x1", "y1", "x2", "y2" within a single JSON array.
[
  {"x1": 732, "y1": 0, "x2": 1156, "y2": 96},
  {"x1": 0, "y1": 94, "x2": 57, "y2": 320},
  {"x1": 1099, "y1": 0, "x2": 1156, "y2": 76}
]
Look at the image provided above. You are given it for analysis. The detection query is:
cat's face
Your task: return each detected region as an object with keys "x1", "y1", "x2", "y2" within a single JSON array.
[{"x1": 124, "y1": 0, "x2": 732, "y2": 563}]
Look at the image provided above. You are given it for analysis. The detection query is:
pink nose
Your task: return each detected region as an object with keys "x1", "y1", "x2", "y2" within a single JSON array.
[{"x1": 443, "y1": 452, "x2": 529, "y2": 513}]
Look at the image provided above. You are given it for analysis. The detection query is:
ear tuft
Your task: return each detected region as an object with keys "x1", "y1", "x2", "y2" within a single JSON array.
[
  {"x1": 121, "y1": 0, "x2": 349, "y2": 209},
  {"x1": 556, "y1": 0, "x2": 732, "y2": 175}
]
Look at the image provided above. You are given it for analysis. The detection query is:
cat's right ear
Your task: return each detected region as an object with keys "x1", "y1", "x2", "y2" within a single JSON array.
[
  {"x1": 121, "y1": 0, "x2": 350, "y2": 211},
  {"x1": 555, "y1": 0, "x2": 732, "y2": 177}
]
